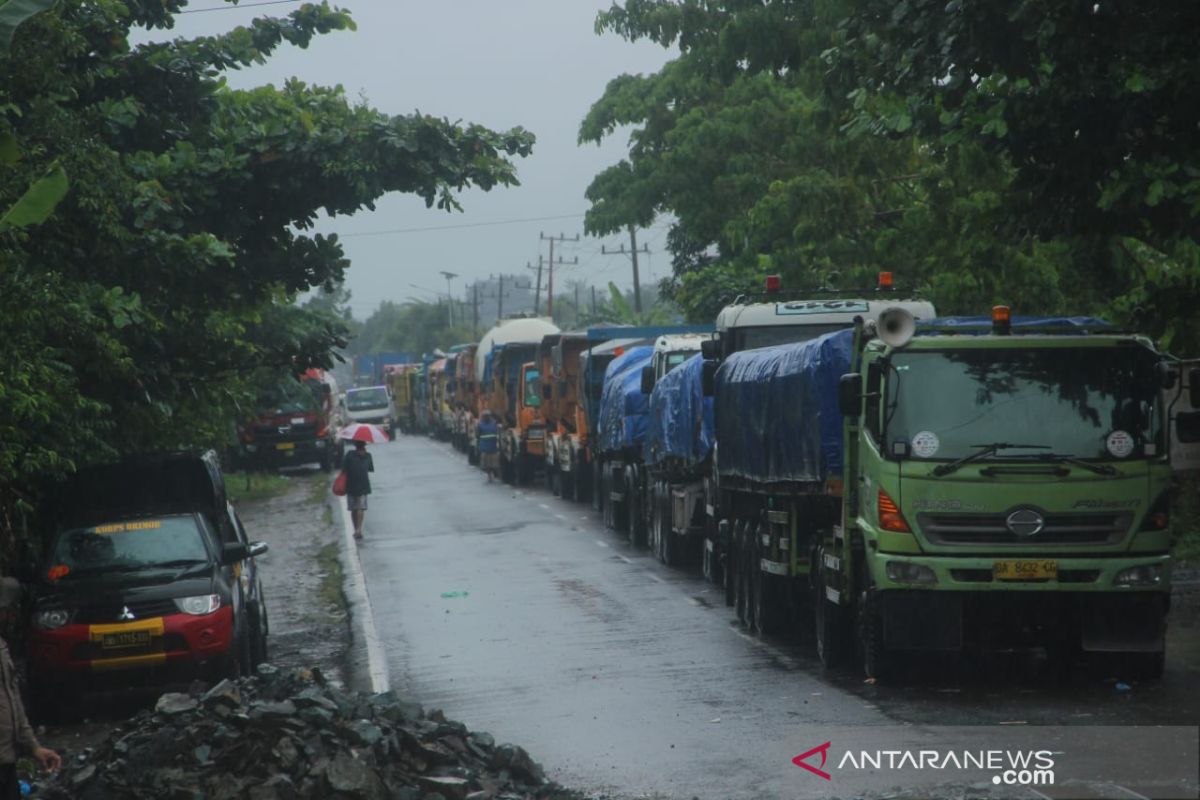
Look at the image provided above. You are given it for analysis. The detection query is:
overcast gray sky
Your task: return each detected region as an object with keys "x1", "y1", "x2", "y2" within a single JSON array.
[{"x1": 154, "y1": 1, "x2": 674, "y2": 320}]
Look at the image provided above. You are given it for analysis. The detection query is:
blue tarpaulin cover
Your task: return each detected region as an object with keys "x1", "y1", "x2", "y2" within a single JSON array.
[
  {"x1": 597, "y1": 346, "x2": 654, "y2": 454},
  {"x1": 715, "y1": 329, "x2": 853, "y2": 484},
  {"x1": 645, "y1": 354, "x2": 715, "y2": 469},
  {"x1": 918, "y1": 316, "x2": 1114, "y2": 334}
]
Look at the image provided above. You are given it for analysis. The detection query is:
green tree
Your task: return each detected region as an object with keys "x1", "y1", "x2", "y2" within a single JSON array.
[{"x1": 0, "y1": 1, "x2": 533, "y2": 541}]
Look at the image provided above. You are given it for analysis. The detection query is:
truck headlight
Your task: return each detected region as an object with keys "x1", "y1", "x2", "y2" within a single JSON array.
[
  {"x1": 1114, "y1": 564, "x2": 1164, "y2": 587},
  {"x1": 886, "y1": 561, "x2": 937, "y2": 585},
  {"x1": 35, "y1": 608, "x2": 72, "y2": 630},
  {"x1": 175, "y1": 595, "x2": 222, "y2": 615}
]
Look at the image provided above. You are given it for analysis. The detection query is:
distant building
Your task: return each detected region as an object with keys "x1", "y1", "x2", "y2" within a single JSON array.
[{"x1": 467, "y1": 274, "x2": 535, "y2": 327}]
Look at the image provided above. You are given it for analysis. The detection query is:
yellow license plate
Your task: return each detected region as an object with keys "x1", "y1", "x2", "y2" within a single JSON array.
[
  {"x1": 993, "y1": 559, "x2": 1057, "y2": 580},
  {"x1": 275, "y1": 442, "x2": 295, "y2": 451},
  {"x1": 101, "y1": 630, "x2": 152, "y2": 650}
]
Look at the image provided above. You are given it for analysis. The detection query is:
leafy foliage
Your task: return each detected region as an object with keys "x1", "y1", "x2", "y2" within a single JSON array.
[
  {"x1": 583, "y1": 1, "x2": 1200, "y2": 354},
  {"x1": 0, "y1": 1, "x2": 533, "y2": 553}
]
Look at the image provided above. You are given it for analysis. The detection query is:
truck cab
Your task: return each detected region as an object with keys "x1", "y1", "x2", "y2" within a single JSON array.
[{"x1": 640, "y1": 333, "x2": 707, "y2": 395}]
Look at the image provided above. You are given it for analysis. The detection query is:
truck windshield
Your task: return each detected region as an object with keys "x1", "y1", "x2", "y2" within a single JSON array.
[
  {"x1": 258, "y1": 379, "x2": 318, "y2": 414},
  {"x1": 735, "y1": 324, "x2": 848, "y2": 352},
  {"x1": 886, "y1": 347, "x2": 1161, "y2": 461},
  {"x1": 347, "y1": 387, "x2": 389, "y2": 411},
  {"x1": 666, "y1": 351, "x2": 694, "y2": 372},
  {"x1": 49, "y1": 515, "x2": 210, "y2": 577},
  {"x1": 524, "y1": 368, "x2": 541, "y2": 407}
]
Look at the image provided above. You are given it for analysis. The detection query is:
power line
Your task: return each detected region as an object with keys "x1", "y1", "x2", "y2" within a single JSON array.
[
  {"x1": 338, "y1": 213, "x2": 586, "y2": 239},
  {"x1": 179, "y1": 0, "x2": 303, "y2": 13}
]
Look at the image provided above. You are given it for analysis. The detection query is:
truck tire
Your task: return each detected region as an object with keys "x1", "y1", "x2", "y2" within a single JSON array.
[
  {"x1": 562, "y1": 470, "x2": 575, "y2": 502},
  {"x1": 627, "y1": 471, "x2": 646, "y2": 546},
  {"x1": 602, "y1": 468, "x2": 615, "y2": 529},
  {"x1": 752, "y1": 522, "x2": 781, "y2": 635},
  {"x1": 858, "y1": 589, "x2": 895, "y2": 681},
  {"x1": 591, "y1": 462, "x2": 603, "y2": 513},
  {"x1": 733, "y1": 520, "x2": 751, "y2": 627},
  {"x1": 814, "y1": 545, "x2": 850, "y2": 668}
]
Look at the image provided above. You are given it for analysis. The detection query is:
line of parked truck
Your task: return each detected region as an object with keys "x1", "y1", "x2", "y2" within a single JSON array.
[{"x1": 397, "y1": 276, "x2": 1200, "y2": 680}]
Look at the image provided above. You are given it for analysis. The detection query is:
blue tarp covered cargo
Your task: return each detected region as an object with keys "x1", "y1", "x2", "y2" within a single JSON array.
[
  {"x1": 645, "y1": 354, "x2": 715, "y2": 469},
  {"x1": 918, "y1": 316, "x2": 1113, "y2": 334},
  {"x1": 715, "y1": 329, "x2": 853, "y2": 484},
  {"x1": 597, "y1": 346, "x2": 654, "y2": 455}
]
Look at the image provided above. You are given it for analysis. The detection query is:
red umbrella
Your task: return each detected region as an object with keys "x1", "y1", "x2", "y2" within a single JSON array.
[{"x1": 337, "y1": 423, "x2": 391, "y2": 443}]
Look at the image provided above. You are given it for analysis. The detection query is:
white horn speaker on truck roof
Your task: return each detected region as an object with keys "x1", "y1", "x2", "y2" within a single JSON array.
[{"x1": 876, "y1": 306, "x2": 916, "y2": 348}]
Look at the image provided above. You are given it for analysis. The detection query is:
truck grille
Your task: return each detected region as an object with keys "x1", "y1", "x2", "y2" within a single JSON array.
[
  {"x1": 917, "y1": 512, "x2": 1130, "y2": 546},
  {"x1": 253, "y1": 421, "x2": 317, "y2": 443}
]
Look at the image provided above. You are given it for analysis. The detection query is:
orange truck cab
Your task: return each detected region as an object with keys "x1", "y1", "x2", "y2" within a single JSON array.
[{"x1": 541, "y1": 332, "x2": 593, "y2": 501}]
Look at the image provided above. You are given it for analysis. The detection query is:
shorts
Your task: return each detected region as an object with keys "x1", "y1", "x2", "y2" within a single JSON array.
[
  {"x1": 480, "y1": 451, "x2": 499, "y2": 470},
  {"x1": 347, "y1": 494, "x2": 368, "y2": 511}
]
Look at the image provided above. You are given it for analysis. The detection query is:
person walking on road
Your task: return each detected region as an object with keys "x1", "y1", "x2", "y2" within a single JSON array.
[
  {"x1": 1, "y1": 580, "x2": 61, "y2": 800},
  {"x1": 477, "y1": 411, "x2": 500, "y2": 482},
  {"x1": 344, "y1": 439, "x2": 374, "y2": 539}
]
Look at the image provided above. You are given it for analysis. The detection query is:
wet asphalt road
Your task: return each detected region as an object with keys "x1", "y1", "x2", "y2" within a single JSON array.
[{"x1": 355, "y1": 435, "x2": 1200, "y2": 800}]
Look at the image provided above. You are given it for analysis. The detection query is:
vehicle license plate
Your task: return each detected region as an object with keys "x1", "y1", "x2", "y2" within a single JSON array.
[
  {"x1": 993, "y1": 559, "x2": 1057, "y2": 580},
  {"x1": 276, "y1": 442, "x2": 295, "y2": 451},
  {"x1": 101, "y1": 630, "x2": 151, "y2": 650}
]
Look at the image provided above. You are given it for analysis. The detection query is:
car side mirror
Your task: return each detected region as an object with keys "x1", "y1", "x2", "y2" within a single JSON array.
[
  {"x1": 641, "y1": 365, "x2": 656, "y2": 395},
  {"x1": 838, "y1": 373, "x2": 863, "y2": 417},
  {"x1": 700, "y1": 338, "x2": 720, "y2": 360},
  {"x1": 248, "y1": 541, "x2": 269, "y2": 558},
  {"x1": 701, "y1": 361, "x2": 718, "y2": 397},
  {"x1": 1190, "y1": 368, "x2": 1200, "y2": 408},
  {"x1": 221, "y1": 543, "x2": 249, "y2": 565}
]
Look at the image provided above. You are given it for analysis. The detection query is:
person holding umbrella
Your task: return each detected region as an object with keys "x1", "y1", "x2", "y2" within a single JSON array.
[{"x1": 338, "y1": 423, "x2": 385, "y2": 539}]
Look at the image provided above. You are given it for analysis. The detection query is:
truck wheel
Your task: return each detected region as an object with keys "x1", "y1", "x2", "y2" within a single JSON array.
[
  {"x1": 602, "y1": 468, "x2": 614, "y2": 528},
  {"x1": 752, "y1": 523, "x2": 780, "y2": 635},
  {"x1": 814, "y1": 545, "x2": 850, "y2": 668},
  {"x1": 858, "y1": 589, "x2": 895, "y2": 681},
  {"x1": 722, "y1": 520, "x2": 736, "y2": 607},
  {"x1": 733, "y1": 520, "x2": 750, "y2": 626},
  {"x1": 562, "y1": 471, "x2": 575, "y2": 502},
  {"x1": 250, "y1": 600, "x2": 269, "y2": 668}
]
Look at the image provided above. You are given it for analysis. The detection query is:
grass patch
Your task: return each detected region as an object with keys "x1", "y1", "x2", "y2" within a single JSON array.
[
  {"x1": 306, "y1": 470, "x2": 332, "y2": 506},
  {"x1": 316, "y1": 541, "x2": 346, "y2": 615},
  {"x1": 226, "y1": 471, "x2": 292, "y2": 504}
]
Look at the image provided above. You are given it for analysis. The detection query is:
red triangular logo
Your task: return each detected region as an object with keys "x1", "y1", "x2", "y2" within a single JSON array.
[{"x1": 792, "y1": 741, "x2": 832, "y2": 780}]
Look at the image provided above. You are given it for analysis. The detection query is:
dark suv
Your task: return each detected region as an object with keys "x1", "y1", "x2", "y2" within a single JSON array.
[{"x1": 26, "y1": 452, "x2": 268, "y2": 717}]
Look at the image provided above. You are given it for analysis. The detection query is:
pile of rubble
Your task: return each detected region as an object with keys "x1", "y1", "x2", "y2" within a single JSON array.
[{"x1": 43, "y1": 665, "x2": 585, "y2": 800}]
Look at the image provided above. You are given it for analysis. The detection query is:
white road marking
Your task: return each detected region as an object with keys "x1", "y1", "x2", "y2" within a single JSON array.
[
  {"x1": 555, "y1": 514, "x2": 567, "y2": 521},
  {"x1": 648, "y1": 574, "x2": 664, "y2": 584},
  {"x1": 616, "y1": 555, "x2": 633, "y2": 564},
  {"x1": 335, "y1": 480, "x2": 390, "y2": 693},
  {"x1": 538, "y1": 503, "x2": 551, "y2": 510},
  {"x1": 595, "y1": 540, "x2": 610, "y2": 548}
]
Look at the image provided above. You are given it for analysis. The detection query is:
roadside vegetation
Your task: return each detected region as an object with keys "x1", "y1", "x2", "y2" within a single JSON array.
[{"x1": 0, "y1": 1, "x2": 532, "y2": 560}]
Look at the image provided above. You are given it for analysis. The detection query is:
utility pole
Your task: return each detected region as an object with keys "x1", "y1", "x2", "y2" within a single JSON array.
[
  {"x1": 591, "y1": 285, "x2": 597, "y2": 315},
  {"x1": 497, "y1": 274, "x2": 504, "y2": 320},
  {"x1": 529, "y1": 259, "x2": 542, "y2": 314},
  {"x1": 471, "y1": 281, "x2": 479, "y2": 339},
  {"x1": 439, "y1": 270, "x2": 458, "y2": 327},
  {"x1": 539, "y1": 232, "x2": 579, "y2": 320},
  {"x1": 600, "y1": 225, "x2": 651, "y2": 313}
]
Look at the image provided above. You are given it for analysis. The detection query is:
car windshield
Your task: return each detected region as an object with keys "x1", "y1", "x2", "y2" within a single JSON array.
[
  {"x1": 735, "y1": 323, "x2": 848, "y2": 352},
  {"x1": 48, "y1": 514, "x2": 210, "y2": 577},
  {"x1": 347, "y1": 387, "x2": 389, "y2": 410},
  {"x1": 886, "y1": 347, "x2": 1161, "y2": 461}
]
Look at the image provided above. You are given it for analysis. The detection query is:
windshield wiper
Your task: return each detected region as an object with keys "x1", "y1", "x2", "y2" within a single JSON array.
[
  {"x1": 67, "y1": 559, "x2": 207, "y2": 576},
  {"x1": 1030, "y1": 453, "x2": 1119, "y2": 476},
  {"x1": 931, "y1": 443, "x2": 1052, "y2": 477}
]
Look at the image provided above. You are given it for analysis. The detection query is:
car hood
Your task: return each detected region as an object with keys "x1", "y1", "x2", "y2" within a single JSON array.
[{"x1": 35, "y1": 570, "x2": 217, "y2": 609}]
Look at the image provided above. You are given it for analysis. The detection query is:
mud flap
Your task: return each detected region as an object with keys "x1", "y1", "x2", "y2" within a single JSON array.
[
  {"x1": 1080, "y1": 594, "x2": 1167, "y2": 653},
  {"x1": 880, "y1": 591, "x2": 963, "y2": 651}
]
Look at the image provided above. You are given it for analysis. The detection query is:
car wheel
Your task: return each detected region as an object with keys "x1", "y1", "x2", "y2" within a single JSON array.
[{"x1": 250, "y1": 600, "x2": 269, "y2": 668}]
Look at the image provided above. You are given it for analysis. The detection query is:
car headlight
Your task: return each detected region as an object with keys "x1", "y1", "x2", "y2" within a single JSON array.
[
  {"x1": 35, "y1": 608, "x2": 72, "y2": 630},
  {"x1": 174, "y1": 595, "x2": 222, "y2": 615}
]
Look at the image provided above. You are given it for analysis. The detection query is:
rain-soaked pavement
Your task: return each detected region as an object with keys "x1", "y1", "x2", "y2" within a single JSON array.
[{"x1": 356, "y1": 435, "x2": 1200, "y2": 800}]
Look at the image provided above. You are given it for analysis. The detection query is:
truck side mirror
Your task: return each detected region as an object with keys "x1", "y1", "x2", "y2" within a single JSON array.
[
  {"x1": 701, "y1": 361, "x2": 718, "y2": 397},
  {"x1": 700, "y1": 338, "x2": 720, "y2": 360},
  {"x1": 838, "y1": 373, "x2": 863, "y2": 417},
  {"x1": 221, "y1": 542, "x2": 250, "y2": 565},
  {"x1": 641, "y1": 365, "x2": 656, "y2": 395},
  {"x1": 1157, "y1": 361, "x2": 1178, "y2": 390},
  {"x1": 1190, "y1": 368, "x2": 1200, "y2": 408}
]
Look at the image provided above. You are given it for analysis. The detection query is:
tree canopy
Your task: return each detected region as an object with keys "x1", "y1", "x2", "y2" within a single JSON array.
[
  {"x1": 582, "y1": 1, "x2": 1200, "y2": 352},
  {"x1": 0, "y1": 1, "x2": 533, "y2": 540}
]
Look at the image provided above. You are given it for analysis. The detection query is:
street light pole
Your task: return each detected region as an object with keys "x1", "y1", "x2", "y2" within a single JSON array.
[{"x1": 439, "y1": 271, "x2": 459, "y2": 327}]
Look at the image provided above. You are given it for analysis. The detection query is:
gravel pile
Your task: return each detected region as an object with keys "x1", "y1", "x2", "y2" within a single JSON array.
[{"x1": 43, "y1": 665, "x2": 585, "y2": 800}]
